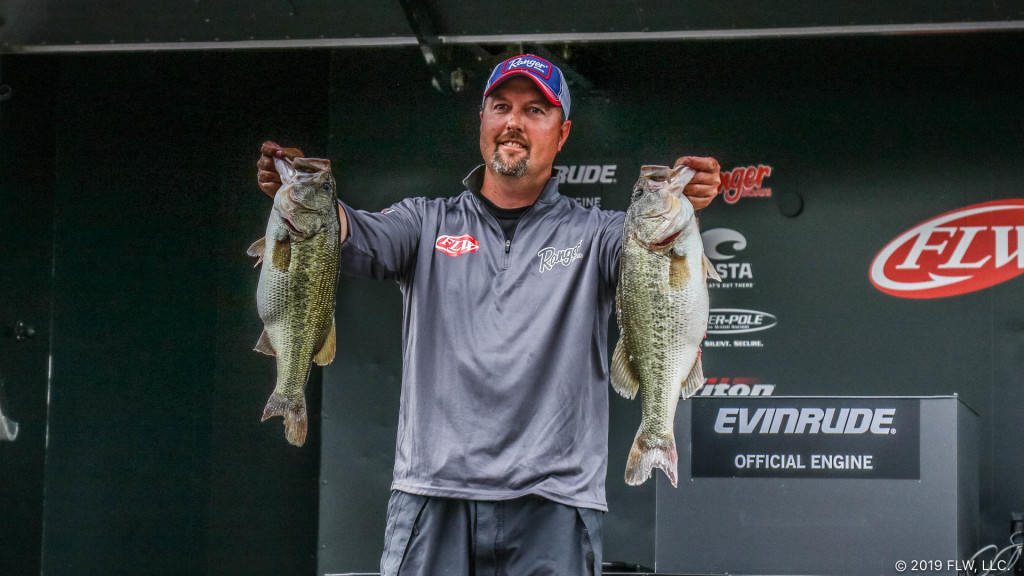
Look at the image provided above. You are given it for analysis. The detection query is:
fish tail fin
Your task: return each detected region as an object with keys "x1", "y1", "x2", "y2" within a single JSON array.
[
  {"x1": 625, "y1": 430, "x2": 678, "y2": 488},
  {"x1": 610, "y1": 339, "x2": 640, "y2": 399},
  {"x1": 262, "y1": 392, "x2": 307, "y2": 447},
  {"x1": 681, "y1": 353, "x2": 705, "y2": 399}
]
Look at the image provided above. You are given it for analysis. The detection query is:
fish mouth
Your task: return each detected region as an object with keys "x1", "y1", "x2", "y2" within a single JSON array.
[{"x1": 281, "y1": 216, "x2": 301, "y2": 234}]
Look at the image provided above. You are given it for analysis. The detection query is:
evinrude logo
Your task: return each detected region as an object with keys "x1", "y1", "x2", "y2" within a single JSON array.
[
  {"x1": 554, "y1": 165, "x2": 617, "y2": 185},
  {"x1": 870, "y1": 199, "x2": 1024, "y2": 298},
  {"x1": 435, "y1": 234, "x2": 479, "y2": 257},
  {"x1": 720, "y1": 165, "x2": 773, "y2": 205},
  {"x1": 506, "y1": 57, "x2": 551, "y2": 77},
  {"x1": 537, "y1": 239, "x2": 583, "y2": 273},
  {"x1": 713, "y1": 407, "x2": 896, "y2": 435},
  {"x1": 701, "y1": 228, "x2": 754, "y2": 288}
]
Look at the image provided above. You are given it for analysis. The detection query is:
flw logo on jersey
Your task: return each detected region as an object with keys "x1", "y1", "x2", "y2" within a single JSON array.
[{"x1": 435, "y1": 234, "x2": 480, "y2": 257}]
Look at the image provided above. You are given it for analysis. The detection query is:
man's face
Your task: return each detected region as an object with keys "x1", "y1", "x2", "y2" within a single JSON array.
[{"x1": 479, "y1": 76, "x2": 571, "y2": 181}]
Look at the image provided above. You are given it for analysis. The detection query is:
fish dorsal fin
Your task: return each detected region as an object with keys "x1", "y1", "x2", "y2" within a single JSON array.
[
  {"x1": 610, "y1": 338, "x2": 641, "y2": 400},
  {"x1": 247, "y1": 237, "x2": 266, "y2": 267},
  {"x1": 271, "y1": 239, "x2": 291, "y2": 271},
  {"x1": 703, "y1": 253, "x2": 721, "y2": 282},
  {"x1": 312, "y1": 318, "x2": 337, "y2": 366},
  {"x1": 681, "y1": 353, "x2": 706, "y2": 399},
  {"x1": 254, "y1": 329, "x2": 277, "y2": 357}
]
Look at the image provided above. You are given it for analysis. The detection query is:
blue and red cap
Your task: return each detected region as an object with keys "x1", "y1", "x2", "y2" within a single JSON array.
[{"x1": 482, "y1": 54, "x2": 571, "y2": 120}]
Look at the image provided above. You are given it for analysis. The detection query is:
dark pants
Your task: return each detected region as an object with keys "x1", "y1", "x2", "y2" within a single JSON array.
[{"x1": 380, "y1": 491, "x2": 604, "y2": 576}]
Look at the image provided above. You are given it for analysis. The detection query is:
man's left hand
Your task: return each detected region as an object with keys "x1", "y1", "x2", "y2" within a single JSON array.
[{"x1": 675, "y1": 156, "x2": 721, "y2": 210}]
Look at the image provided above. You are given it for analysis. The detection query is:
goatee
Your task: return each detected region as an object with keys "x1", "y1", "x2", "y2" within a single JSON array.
[{"x1": 491, "y1": 149, "x2": 529, "y2": 177}]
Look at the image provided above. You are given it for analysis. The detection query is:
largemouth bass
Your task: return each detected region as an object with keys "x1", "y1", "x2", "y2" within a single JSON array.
[
  {"x1": 612, "y1": 164, "x2": 720, "y2": 486},
  {"x1": 247, "y1": 155, "x2": 340, "y2": 447}
]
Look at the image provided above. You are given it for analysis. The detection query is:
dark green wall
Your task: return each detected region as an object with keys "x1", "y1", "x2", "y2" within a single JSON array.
[
  {"x1": 0, "y1": 54, "x2": 57, "y2": 576},
  {"x1": 1, "y1": 32, "x2": 1023, "y2": 576},
  {"x1": 2, "y1": 51, "x2": 330, "y2": 575}
]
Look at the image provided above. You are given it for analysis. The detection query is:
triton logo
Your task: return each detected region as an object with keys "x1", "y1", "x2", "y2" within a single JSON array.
[
  {"x1": 698, "y1": 378, "x2": 775, "y2": 396},
  {"x1": 713, "y1": 407, "x2": 896, "y2": 435},
  {"x1": 435, "y1": 234, "x2": 479, "y2": 257},
  {"x1": 554, "y1": 165, "x2": 617, "y2": 185},
  {"x1": 870, "y1": 199, "x2": 1024, "y2": 298}
]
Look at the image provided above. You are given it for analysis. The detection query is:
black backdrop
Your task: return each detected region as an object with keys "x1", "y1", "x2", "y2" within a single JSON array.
[{"x1": 1, "y1": 32, "x2": 1023, "y2": 575}]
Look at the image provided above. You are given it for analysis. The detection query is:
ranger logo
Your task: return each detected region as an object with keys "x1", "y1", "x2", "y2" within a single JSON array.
[{"x1": 435, "y1": 234, "x2": 479, "y2": 257}]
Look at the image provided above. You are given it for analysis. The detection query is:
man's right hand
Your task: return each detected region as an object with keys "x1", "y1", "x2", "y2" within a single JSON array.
[{"x1": 257, "y1": 141, "x2": 304, "y2": 198}]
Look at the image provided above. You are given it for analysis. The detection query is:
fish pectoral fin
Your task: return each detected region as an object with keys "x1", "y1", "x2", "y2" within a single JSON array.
[
  {"x1": 271, "y1": 239, "x2": 291, "y2": 271},
  {"x1": 610, "y1": 339, "x2": 641, "y2": 400},
  {"x1": 703, "y1": 253, "x2": 722, "y2": 282},
  {"x1": 254, "y1": 329, "x2": 277, "y2": 357},
  {"x1": 247, "y1": 238, "x2": 266, "y2": 267},
  {"x1": 312, "y1": 318, "x2": 337, "y2": 366},
  {"x1": 668, "y1": 253, "x2": 690, "y2": 290},
  {"x1": 681, "y1": 353, "x2": 706, "y2": 399}
]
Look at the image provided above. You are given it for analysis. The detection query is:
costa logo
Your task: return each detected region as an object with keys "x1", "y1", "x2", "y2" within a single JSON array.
[
  {"x1": 701, "y1": 228, "x2": 754, "y2": 286},
  {"x1": 435, "y1": 234, "x2": 479, "y2": 257},
  {"x1": 870, "y1": 199, "x2": 1024, "y2": 298}
]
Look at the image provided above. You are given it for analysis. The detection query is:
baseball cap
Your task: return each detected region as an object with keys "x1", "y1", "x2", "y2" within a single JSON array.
[{"x1": 482, "y1": 54, "x2": 571, "y2": 120}]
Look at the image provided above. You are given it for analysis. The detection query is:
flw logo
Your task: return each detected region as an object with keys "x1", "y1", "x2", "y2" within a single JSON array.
[
  {"x1": 870, "y1": 199, "x2": 1024, "y2": 298},
  {"x1": 435, "y1": 234, "x2": 479, "y2": 257}
]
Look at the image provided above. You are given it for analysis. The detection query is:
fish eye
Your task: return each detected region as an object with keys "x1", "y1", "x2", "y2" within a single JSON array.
[{"x1": 322, "y1": 182, "x2": 333, "y2": 193}]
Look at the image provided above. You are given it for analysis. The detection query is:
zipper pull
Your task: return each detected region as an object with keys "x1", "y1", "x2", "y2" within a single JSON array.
[{"x1": 504, "y1": 239, "x2": 511, "y2": 254}]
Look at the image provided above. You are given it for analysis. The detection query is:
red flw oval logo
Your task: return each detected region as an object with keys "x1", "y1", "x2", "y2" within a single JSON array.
[
  {"x1": 870, "y1": 199, "x2": 1024, "y2": 299},
  {"x1": 434, "y1": 234, "x2": 479, "y2": 257}
]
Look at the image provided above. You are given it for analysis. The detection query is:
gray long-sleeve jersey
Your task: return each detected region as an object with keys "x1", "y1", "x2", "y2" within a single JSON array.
[{"x1": 340, "y1": 166, "x2": 625, "y2": 511}]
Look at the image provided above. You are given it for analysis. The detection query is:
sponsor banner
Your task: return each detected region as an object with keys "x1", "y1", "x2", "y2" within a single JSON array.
[
  {"x1": 570, "y1": 196, "x2": 602, "y2": 208},
  {"x1": 697, "y1": 378, "x2": 776, "y2": 396},
  {"x1": 705, "y1": 308, "x2": 776, "y2": 349},
  {"x1": 554, "y1": 164, "x2": 618, "y2": 185},
  {"x1": 691, "y1": 397, "x2": 920, "y2": 479},
  {"x1": 719, "y1": 164, "x2": 773, "y2": 205},
  {"x1": 701, "y1": 228, "x2": 755, "y2": 289},
  {"x1": 870, "y1": 199, "x2": 1024, "y2": 298}
]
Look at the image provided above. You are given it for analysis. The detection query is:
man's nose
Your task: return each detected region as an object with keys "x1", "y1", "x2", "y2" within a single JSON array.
[{"x1": 504, "y1": 109, "x2": 524, "y2": 130}]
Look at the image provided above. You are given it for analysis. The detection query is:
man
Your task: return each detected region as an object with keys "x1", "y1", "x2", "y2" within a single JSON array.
[{"x1": 258, "y1": 53, "x2": 720, "y2": 576}]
